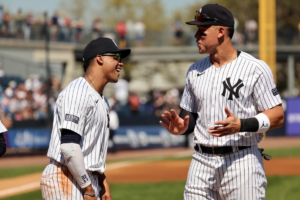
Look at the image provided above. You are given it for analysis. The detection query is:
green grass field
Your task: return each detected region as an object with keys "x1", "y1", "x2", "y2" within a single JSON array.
[
  {"x1": 2, "y1": 176, "x2": 300, "y2": 200},
  {"x1": 263, "y1": 147, "x2": 300, "y2": 158},
  {"x1": 0, "y1": 166, "x2": 46, "y2": 179},
  {"x1": 1, "y1": 146, "x2": 300, "y2": 199}
]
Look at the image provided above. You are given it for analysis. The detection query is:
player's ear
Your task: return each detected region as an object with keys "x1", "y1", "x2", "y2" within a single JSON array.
[
  {"x1": 95, "y1": 55, "x2": 104, "y2": 66},
  {"x1": 217, "y1": 26, "x2": 226, "y2": 38}
]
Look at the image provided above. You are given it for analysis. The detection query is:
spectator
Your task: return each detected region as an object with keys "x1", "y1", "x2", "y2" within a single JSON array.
[
  {"x1": 39, "y1": 12, "x2": 48, "y2": 40},
  {"x1": 114, "y1": 78, "x2": 128, "y2": 105},
  {"x1": 134, "y1": 21, "x2": 145, "y2": 47},
  {"x1": 0, "y1": 63, "x2": 4, "y2": 77},
  {"x1": 109, "y1": 106, "x2": 119, "y2": 153},
  {"x1": 58, "y1": 11, "x2": 68, "y2": 42},
  {"x1": 75, "y1": 18, "x2": 84, "y2": 42},
  {"x1": 0, "y1": 6, "x2": 3, "y2": 36},
  {"x1": 173, "y1": 18, "x2": 183, "y2": 45},
  {"x1": 24, "y1": 12, "x2": 33, "y2": 40},
  {"x1": 50, "y1": 11, "x2": 59, "y2": 41},
  {"x1": 128, "y1": 93, "x2": 140, "y2": 115},
  {"x1": 92, "y1": 17, "x2": 102, "y2": 40},
  {"x1": 15, "y1": 9, "x2": 24, "y2": 39},
  {"x1": 153, "y1": 90, "x2": 165, "y2": 117},
  {"x1": 116, "y1": 20, "x2": 127, "y2": 48},
  {"x1": 2, "y1": 11, "x2": 10, "y2": 37},
  {"x1": 245, "y1": 19, "x2": 258, "y2": 45}
]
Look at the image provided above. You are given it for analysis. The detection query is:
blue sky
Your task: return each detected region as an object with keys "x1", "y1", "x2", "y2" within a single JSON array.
[{"x1": 0, "y1": 0, "x2": 201, "y2": 16}]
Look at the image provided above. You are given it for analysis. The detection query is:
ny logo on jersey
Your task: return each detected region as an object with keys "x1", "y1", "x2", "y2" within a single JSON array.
[{"x1": 221, "y1": 78, "x2": 244, "y2": 100}]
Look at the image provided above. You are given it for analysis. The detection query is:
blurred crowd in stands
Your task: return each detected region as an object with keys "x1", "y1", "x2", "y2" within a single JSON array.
[
  {"x1": 0, "y1": 6, "x2": 300, "y2": 46},
  {"x1": 0, "y1": 68, "x2": 61, "y2": 123},
  {"x1": 0, "y1": 6, "x2": 147, "y2": 47},
  {"x1": 0, "y1": 6, "x2": 266, "y2": 47},
  {"x1": 0, "y1": 67, "x2": 183, "y2": 124}
]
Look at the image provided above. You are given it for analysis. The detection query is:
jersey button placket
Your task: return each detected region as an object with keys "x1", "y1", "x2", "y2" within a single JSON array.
[{"x1": 211, "y1": 70, "x2": 219, "y2": 126}]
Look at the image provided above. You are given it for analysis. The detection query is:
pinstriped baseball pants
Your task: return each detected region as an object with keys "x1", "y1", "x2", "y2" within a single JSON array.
[
  {"x1": 184, "y1": 145, "x2": 267, "y2": 200},
  {"x1": 40, "y1": 160, "x2": 100, "y2": 200}
]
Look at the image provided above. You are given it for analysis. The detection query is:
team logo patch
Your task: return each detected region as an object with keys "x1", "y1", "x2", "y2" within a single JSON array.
[
  {"x1": 81, "y1": 174, "x2": 89, "y2": 183},
  {"x1": 65, "y1": 114, "x2": 79, "y2": 124},
  {"x1": 221, "y1": 77, "x2": 244, "y2": 100},
  {"x1": 272, "y1": 88, "x2": 279, "y2": 96}
]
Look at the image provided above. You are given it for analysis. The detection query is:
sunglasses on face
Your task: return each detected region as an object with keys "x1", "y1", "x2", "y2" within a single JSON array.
[
  {"x1": 101, "y1": 53, "x2": 121, "y2": 62},
  {"x1": 194, "y1": 11, "x2": 222, "y2": 24}
]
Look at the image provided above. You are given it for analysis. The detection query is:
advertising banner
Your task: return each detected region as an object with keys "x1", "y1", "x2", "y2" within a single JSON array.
[
  {"x1": 286, "y1": 98, "x2": 300, "y2": 136},
  {"x1": 6, "y1": 126, "x2": 186, "y2": 150},
  {"x1": 6, "y1": 128, "x2": 51, "y2": 148},
  {"x1": 110, "y1": 126, "x2": 186, "y2": 150}
]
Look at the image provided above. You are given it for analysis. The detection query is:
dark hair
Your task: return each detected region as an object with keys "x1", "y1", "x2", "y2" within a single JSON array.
[
  {"x1": 227, "y1": 27, "x2": 234, "y2": 39},
  {"x1": 83, "y1": 59, "x2": 93, "y2": 72}
]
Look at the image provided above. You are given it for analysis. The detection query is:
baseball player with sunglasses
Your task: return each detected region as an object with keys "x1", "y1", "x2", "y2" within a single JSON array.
[
  {"x1": 40, "y1": 38, "x2": 130, "y2": 200},
  {"x1": 160, "y1": 4, "x2": 284, "y2": 200}
]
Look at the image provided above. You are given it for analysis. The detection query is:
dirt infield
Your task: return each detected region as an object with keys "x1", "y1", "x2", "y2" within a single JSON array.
[
  {"x1": 0, "y1": 137, "x2": 300, "y2": 198},
  {"x1": 0, "y1": 157, "x2": 300, "y2": 198}
]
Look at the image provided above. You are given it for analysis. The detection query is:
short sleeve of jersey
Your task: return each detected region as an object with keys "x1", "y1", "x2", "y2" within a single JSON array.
[
  {"x1": 180, "y1": 67, "x2": 198, "y2": 113},
  {"x1": 253, "y1": 61, "x2": 282, "y2": 111},
  {"x1": 60, "y1": 84, "x2": 92, "y2": 136},
  {"x1": 0, "y1": 120, "x2": 8, "y2": 134}
]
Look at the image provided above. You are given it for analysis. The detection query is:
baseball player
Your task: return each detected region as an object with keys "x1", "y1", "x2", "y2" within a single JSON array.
[
  {"x1": 160, "y1": 4, "x2": 284, "y2": 200},
  {"x1": 40, "y1": 38, "x2": 131, "y2": 200},
  {"x1": 0, "y1": 120, "x2": 8, "y2": 157}
]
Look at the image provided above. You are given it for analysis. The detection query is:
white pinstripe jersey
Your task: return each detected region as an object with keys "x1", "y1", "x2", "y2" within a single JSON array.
[
  {"x1": 47, "y1": 77, "x2": 110, "y2": 173},
  {"x1": 180, "y1": 51, "x2": 282, "y2": 146},
  {"x1": 0, "y1": 120, "x2": 7, "y2": 133}
]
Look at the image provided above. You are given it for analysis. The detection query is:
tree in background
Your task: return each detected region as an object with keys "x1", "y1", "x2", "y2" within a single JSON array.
[
  {"x1": 176, "y1": 0, "x2": 300, "y2": 45},
  {"x1": 59, "y1": 0, "x2": 89, "y2": 20},
  {"x1": 102, "y1": 0, "x2": 166, "y2": 32}
]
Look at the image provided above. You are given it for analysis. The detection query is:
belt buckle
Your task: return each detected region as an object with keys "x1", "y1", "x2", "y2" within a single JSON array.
[{"x1": 212, "y1": 147, "x2": 215, "y2": 155}]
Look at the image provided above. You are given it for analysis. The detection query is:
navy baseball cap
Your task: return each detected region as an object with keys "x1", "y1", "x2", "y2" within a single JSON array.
[
  {"x1": 82, "y1": 38, "x2": 131, "y2": 62},
  {"x1": 186, "y1": 4, "x2": 234, "y2": 28}
]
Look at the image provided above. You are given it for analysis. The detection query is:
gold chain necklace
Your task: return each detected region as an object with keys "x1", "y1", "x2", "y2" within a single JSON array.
[{"x1": 84, "y1": 75, "x2": 97, "y2": 92}]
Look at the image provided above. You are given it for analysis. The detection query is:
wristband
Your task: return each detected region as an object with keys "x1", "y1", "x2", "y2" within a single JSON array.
[
  {"x1": 240, "y1": 113, "x2": 270, "y2": 133},
  {"x1": 254, "y1": 113, "x2": 270, "y2": 133},
  {"x1": 240, "y1": 118, "x2": 259, "y2": 132},
  {"x1": 84, "y1": 192, "x2": 95, "y2": 197}
]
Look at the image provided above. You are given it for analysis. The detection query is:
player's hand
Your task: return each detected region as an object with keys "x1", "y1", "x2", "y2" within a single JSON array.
[
  {"x1": 83, "y1": 185, "x2": 97, "y2": 200},
  {"x1": 208, "y1": 106, "x2": 241, "y2": 137},
  {"x1": 98, "y1": 173, "x2": 112, "y2": 200},
  {"x1": 159, "y1": 109, "x2": 189, "y2": 135},
  {"x1": 100, "y1": 186, "x2": 112, "y2": 200}
]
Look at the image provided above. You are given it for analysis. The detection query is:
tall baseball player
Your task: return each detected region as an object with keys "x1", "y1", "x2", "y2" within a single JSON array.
[
  {"x1": 40, "y1": 38, "x2": 131, "y2": 200},
  {"x1": 160, "y1": 4, "x2": 284, "y2": 200},
  {"x1": 0, "y1": 120, "x2": 8, "y2": 157}
]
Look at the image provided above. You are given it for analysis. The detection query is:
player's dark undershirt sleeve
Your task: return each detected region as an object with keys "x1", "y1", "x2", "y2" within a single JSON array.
[
  {"x1": 0, "y1": 133, "x2": 6, "y2": 157},
  {"x1": 61, "y1": 129, "x2": 81, "y2": 144},
  {"x1": 179, "y1": 108, "x2": 198, "y2": 135}
]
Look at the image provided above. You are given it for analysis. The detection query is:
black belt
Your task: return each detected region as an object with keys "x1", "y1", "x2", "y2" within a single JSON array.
[{"x1": 194, "y1": 144, "x2": 251, "y2": 155}]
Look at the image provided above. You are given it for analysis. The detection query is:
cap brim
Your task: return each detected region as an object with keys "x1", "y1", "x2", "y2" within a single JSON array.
[
  {"x1": 186, "y1": 20, "x2": 234, "y2": 28},
  {"x1": 186, "y1": 20, "x2": 218, "y2": 26},
  {"x1": 109, "y1": 49, "x2": 131, "y2": 59}
]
